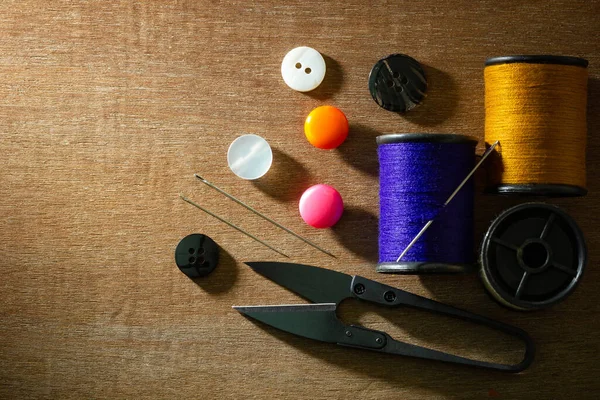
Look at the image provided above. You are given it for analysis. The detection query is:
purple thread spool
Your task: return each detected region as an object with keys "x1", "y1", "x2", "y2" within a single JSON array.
[{"x1": 376, "y1": 134, "x2": 477, "y2": 274}]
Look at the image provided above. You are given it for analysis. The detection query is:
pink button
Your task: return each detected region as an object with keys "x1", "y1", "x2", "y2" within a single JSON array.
[{"x1": 299, "y1": 184, "x2": 344, "y2": 228}]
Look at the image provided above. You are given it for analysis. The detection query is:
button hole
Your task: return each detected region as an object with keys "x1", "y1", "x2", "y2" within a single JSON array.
[
  {"x1": 401, "y1": 76, "x2": 408, "y2": 84},
  {"x1": 188, "y1": 256, "x2": 196, "y2": 264},
  {"x1": 295, "y1": 62, "x2": 302, "y2": 69},
  {"x1": 392, "y1": 71, "x2": 400, "y2": 78},
  {"x1": 395, "y1": 86, "x2": 403, "y2": 92},
  {"x1": 305, "y1": 67, "x2": 311, "y2": 74},
  {"x1": 188, "y1": 248, "x2": 195, "y2": 254},
  {"x1": 386, "y1": 80, "x2": 394, "y2": 87}
]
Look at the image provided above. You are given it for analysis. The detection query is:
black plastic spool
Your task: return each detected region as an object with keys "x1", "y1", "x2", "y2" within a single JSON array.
[
  {"x1": 368, "y1": 54, "x2": 427, "y2": 113},
  {"x1": 485, "y1": 55, "x2": 589, "y2": 197},
  {"x1": 480, "y1": 203, "x2": 586, "y2": 311},
  {"x1": 376, "y1": 133, "x2": 478, "y2": 274},
  {"x1": 175, "y1": 233, "x2": 220, "y2": 278}
]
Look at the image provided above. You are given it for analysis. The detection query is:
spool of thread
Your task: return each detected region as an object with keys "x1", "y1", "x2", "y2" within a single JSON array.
[
  {"x1": 376, "y1": 134, "x2": 477, "y2": 274},
  {"x1": 484, "y1": 55, "x2": 589, "y2": 196}
]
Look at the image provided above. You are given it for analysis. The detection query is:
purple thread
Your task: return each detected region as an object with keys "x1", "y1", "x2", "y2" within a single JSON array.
[{"x1": 378, "y1": 141, "x2": 475, "y2": 264}]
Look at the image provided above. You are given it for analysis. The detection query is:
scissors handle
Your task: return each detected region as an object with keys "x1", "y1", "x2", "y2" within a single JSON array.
[{"x1": 348, "y1": 276, "x2": 535, "y2": 372}]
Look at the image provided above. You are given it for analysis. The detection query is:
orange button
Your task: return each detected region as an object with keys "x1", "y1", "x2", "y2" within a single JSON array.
[{"x1": 304, "y1": 106, "x2": 349, "y2": 149}]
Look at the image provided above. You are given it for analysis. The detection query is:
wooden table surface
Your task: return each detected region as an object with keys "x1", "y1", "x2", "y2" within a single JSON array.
[{"x1": 1, "y1": 1, "x2": 599, "y2": 398}]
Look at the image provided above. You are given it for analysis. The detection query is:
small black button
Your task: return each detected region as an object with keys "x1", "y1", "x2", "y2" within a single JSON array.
[
  {"x1": 175, "y1": 234, "x2": 219, "y2": 278},
  {"x1": 368, "y1": 54, "x2": 427, "y2": 112}
]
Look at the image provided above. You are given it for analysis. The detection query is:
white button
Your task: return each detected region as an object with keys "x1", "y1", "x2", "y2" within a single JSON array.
[
  {"x1": 227, "y1": 134, "x2": 273, "y2": 180},
  {"x1": 281, "y1": 47, "x2": 326, "y2": 92}
]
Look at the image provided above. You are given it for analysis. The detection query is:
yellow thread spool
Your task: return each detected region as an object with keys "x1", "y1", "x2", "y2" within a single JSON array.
[{"x1": 484, "y1": 55, "x2": 588, "y2": 196}]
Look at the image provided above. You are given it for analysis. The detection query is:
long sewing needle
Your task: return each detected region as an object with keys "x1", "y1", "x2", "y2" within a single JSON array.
[
  {"x1": 396, "y1": 141, "x2": 500, "y2": 262},
  {"x1": 194, "y1": 174, "x2": 335, "y2": 258},
  {"x1": 179, "y1": 194, "x2": 289, "y2": 258}
]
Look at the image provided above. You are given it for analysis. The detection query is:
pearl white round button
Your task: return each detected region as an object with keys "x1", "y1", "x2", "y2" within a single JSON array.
[
  {"x1": 227, "y1": 134, "x2": 273, "y2": 180},
  {"x1": 281, "y1": 46, "x2": 326, "y2": 92}
]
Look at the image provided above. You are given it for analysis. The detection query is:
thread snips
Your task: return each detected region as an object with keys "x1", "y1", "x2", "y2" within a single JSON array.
[{"x1": 234, "y1": 262, "x2": 535, "y2": 372}]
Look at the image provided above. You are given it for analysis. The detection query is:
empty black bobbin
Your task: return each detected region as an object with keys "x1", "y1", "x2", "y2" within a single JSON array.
[
  {"x1": 368, "y1": 54, "x2": 427, "y2": 112},
  {"x1": 479, "y1": 203, "x2": 586, "y2": 311},
  {"x1": 175, "y1": 233, "x2": 220, "y2": 278}
]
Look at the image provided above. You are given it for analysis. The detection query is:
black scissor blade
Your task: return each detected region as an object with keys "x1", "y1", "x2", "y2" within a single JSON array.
[
  {"x1": 233, "y1": 304, "x2": 346, "y2": 343},
  {"x1": 245, "y1": 262, "x2": 353, "y2": 304}
]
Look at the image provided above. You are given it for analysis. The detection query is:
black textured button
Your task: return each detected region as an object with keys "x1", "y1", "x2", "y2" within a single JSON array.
[
  {"x1": 175, "y1": 234, "x2": 219, "y2": 278},
  {"x1": 368, "y1": 54, "x2": 427, "y2": 112}
]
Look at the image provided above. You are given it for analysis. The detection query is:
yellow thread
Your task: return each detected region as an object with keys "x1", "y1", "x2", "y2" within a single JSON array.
[{"x1": 485, "y1": 62, "x2": 588, "y2": 189}]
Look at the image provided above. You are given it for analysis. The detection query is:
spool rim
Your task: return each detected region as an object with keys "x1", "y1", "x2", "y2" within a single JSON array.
[
  {"x1": 376, "y1": 133, "x2": 477, "y2": 145},
  {"x1": 486, "y1": 184, "x2": 587, "y2": 197},
  {"x1": 485, "y1": 55, "x2": 588, "y2": 68},
  {"x1": 480, "y1": 203, "x2": 586, "y2": 311},
  {"x1": 376, "y1": 261, "x2": 474, "y2": 274}
]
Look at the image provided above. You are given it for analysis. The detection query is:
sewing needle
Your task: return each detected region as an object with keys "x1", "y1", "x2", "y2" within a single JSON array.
[
  {"x1": 396, "y1": 141, "x2": 500, "y2": 262},
  {"x1": 194, "y1": 174, "x2": 335, "y2": 258},
  {"x1": 179, "y1": 194, "x2": 289, "y2": 258}
]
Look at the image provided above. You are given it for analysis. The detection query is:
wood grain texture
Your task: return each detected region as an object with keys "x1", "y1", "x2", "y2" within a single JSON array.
[{"x1": 1, "y1": 1, "x2": 599, "y2": 398}]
